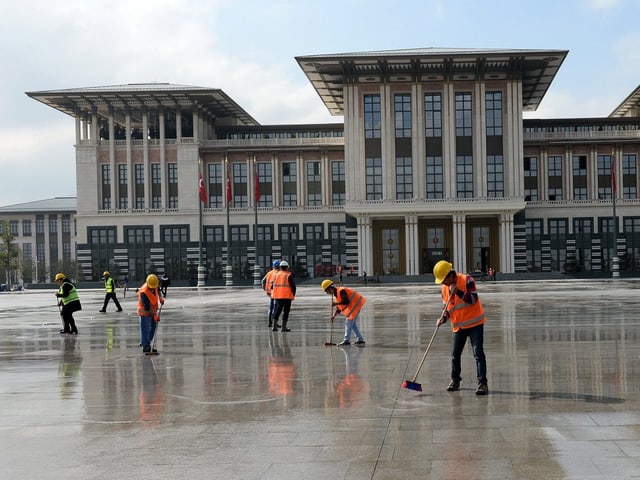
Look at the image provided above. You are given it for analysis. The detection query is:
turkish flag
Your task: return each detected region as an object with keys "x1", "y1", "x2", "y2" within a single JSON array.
[
  {"x1": 611, "y1": 160, "x2": 617, "y2": 196},
  {"x1": 226, "y1": 175, "x2": 233, "y2": 204},
  {"x1": 198, "y1": 172, "x2": 207, "y2": 203}
]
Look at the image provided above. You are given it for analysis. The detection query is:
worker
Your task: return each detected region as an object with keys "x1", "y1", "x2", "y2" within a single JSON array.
[
  {"x1": 262, "y1": 260, "x2": 280, "y2": 328},
  {"x1": 99, "y1": 271, "x2": 123, "y2": 313},
  {"x1": 270, "y1": 260, "x2": 296, "y2": 332},
  {"x1": 54, "y1": 273, "x2": 81, "y2": 335},
  {"x1": 321, "y1": 279, "x2": 366, "y2": 346},
  {"x1": 433, "y1": 260, "x2": 489, "y2": 395},
  {"x1": 137, "y1": 274, "x2": 165, "y2": 354}
]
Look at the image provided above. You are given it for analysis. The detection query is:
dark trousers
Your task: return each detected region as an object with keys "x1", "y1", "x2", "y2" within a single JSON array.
[
  {"x1": 450, "y1": 323, "x2": 487, "y2": 385},
  {"x1": 61, "y1": 303, "x2": 80, "y2": 333},
  {"x1": 273, "y1": 299, "x2": 292, "y2": 326},
  {"x1": 101, "y1": 292, "x2": 122, "y2": 311}
]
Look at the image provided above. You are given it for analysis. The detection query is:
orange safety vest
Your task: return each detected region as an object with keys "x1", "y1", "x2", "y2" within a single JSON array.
[
  {"x1": 271, "y1": 270, "x2": 295, "y2": 300},
  {"x1": 263, "y1": 268, "x2": 278, "y2": 296},
  {"x1": 442, "y1": 273, "x2": 486, "y2": 332},
  {"x1": 335, "y1": 287, "x2": 366, "y2": 320},
  {"x1": 137, "y1": 283, "x2": 161, "y2": 317}
]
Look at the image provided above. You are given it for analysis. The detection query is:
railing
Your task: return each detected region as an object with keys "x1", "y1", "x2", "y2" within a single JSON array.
[{"x1": 524, "y1": 130, "x2": 640, "y2": 141}]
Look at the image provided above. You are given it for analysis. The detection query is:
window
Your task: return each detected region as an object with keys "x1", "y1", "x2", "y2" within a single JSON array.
[
  {"x1": 231, "y1": 226, "x2": 249, "y2": 242},
  {"x1": 161, "y1": 225, "x2": 188, "y2": 243},
  {"x1": 456, "y1": 156, "x2": 473, "y2": 198},
  {"x1": 487, "y1": 155, "x2": 504, "y2": 197},
  {"x1": 125, "y1": 226, "x2": 153, "y2": 244},
  {"x1": 524, "y1": 156, "x2": 538, "y2": 201},
  {"x1": 279, "y1": 224, "x2": 298, "y2": 241},
  {"x1": 88, "y1": 227, "x2": 116, "y2": 244},
  {"x1": 364, "y1": 94, "x2": 381, "y2": 139},
  {"x1": 455, "y1": 93, "x2": 472, "y2": 137},
  {"x1": 622, "y1": 153, "x2": 637, "y2": 199},
  {"x1": 572, "y1": 155, "x2": 587, "y2": 200},
  {"x1": 167, "y1": 163, "x2": 178, "y2": 208},
  {"x1": 256, "y1": 162, "x2": 273, "y2": 207},
  {"x1": 151, "y1": 163, "x2": 162, "y2": 208},
  {"x1": 548, "y1": 155, "x2": 563, "y2": 200},
  {"x1": 22, "y1": 220, "x2": 32, "y2": 236},
  {"x1": 207, "y1": 163, "x2": 223, "y2": 208},
  {"x1": 232, "y1": 163, "x2": 248, "y2": 208},
  {"x1": 365, "y1": 157, "x2": 383, "y2": 200},
  {"x1": 118, "y1": 164, "x2": 128, "y2": 209},
  {"x1": 62, "y1": 216, "x2": 71, "y2": 234},
  {"x1": 331, "y1": 160, "x2": 345, "y2": 206},
  {"x1": 135, "y1": 164, "x2": 145, "y2": 209},
  {"x1": 426, "y1": 156, "x2": 443, "y2": 199},
  {"x1": 424, "y1": 93, "x2": 442, "y2": 138},
  {"x1": 204, "y1": 225, "x2": 224, "y2": 243},
  {"x1": 282, "y1": 162, "x2": 297, "y2": 207},
  {"x1": 256, "y1": 225, "x2": 273, "y2": 242},
  {"x1": 306, "y1": 161, "x2": 322, "y2": 206},
  {"x1": 10, "y1": 220, "x2": 19, "y2": 236},
  {"x1": 36, "y1": 216, "x2": 44, "y2": 234},
  {"x1": 394, "y1": 94, "x2": 411, "y2": 138},
  {"x1": 49, "y1": 216, "x2": 57, "y2": 234},
  {"x1": 485, "y1": 91, "x2": 502, "y2": 136},
  {"x1": 304, "y1": 224, "x2": 323, "y2": 240},
  {"x1": 597, "y1": 154, "x2": 613, "y2": 199},
  {"x1": 396, "y1": 157, "x2": 413, "y2": 199},
  {"x1": 101, "y1": 165, "x2": 111, "y2": 210}
]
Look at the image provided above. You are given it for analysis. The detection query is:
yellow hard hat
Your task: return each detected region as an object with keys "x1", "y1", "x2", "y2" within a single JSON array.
[
  {"x1": 146, "y1": 274, "x2": 159, "y2": 289},
  {"x1": 321, "y1": 279, "x2": 334, "y2": 291},
  {"x1": 54, "y1": 273, "x2": 65, "y2": 282},
  {"x1": 433, "y1": 260, "x2": 453, "y2": 284},
  {"x1": 102, "y1": 271, "x2": 110, "y2": 277}
]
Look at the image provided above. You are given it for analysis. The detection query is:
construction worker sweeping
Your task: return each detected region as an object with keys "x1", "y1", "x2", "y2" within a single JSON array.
[
  {"x1": 321, "y1": 280, "x2": 366, "y2": 347},
  {"x1": 433, "y1": 260, "x2": 489, "y2": 395},
  {"x1": 137, "y1": 274, "x2": 165, "y2": 355}
]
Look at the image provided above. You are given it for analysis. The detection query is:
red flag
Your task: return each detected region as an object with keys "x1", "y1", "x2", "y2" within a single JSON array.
[
  {"x1": 198, "y1": 172, "x2": 207, "y2": 203},
  {"x1": 611, "y1": 160, "x2": 617, "y2": 195},
  {"x1": 226, "y1": 175, "x2": 233, "y2": 204},
  {"x1": 254, "y1": 171, "x2": 261, "y2": 204}
]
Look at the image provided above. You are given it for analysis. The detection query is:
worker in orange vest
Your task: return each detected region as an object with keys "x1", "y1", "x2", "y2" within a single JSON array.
[
  {"x1": 270, "y1": 260, "x2": 296, "y2": 332},
  {"x1": 262, "y1": 260, "x2": 280, "y2": 328},
  {"x1": 434, "y1": 260, "x2": 488, "y2": 396},
  {"x1": 321, "y1": 279, "x2": 366, "y2": 347}
]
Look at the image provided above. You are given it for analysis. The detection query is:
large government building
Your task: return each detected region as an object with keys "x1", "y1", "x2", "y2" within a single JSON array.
[{"x1": 3, "y1": 47, "x2": 640, "y2": 285}]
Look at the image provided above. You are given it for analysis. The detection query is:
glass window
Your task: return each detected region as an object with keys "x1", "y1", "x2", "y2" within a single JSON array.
[
  {"x1": 151, "y1": 163, "x2": 162, "y2": 209},
  {"x1": 118, "y1": 164, "x2": 128, "y2": 209},
  {"x1": 306, "y1": 161, "x2": 322, "y2": 206},
  {"x1": 548, "y1": 155, "x2": 563, "y2": 200},
  {"x1": 256, "y1": 162, "x2": 273, "y2": 208},
  {"x1": 426, "y1": 156, "x2": 443, "y2": 199},
  {"x1": 364, "y1": 94, "x2": 381, "y2": 139},
  {"x1": 282, "y1": 162, "x2": 297, "y2": 207},
  {"x1": 424, "y1": 93, "x2": 442, "y2": 138},
  {"x1": 232, "y1": 163, "x2": 248, "y2": 208},
  {"x1": 456, "y1": 155, "x2": 473, "y2": 198},
  {"x1": 487, "y1": 155, "x2": 504, "y2": 197},
  {"x1": 22, "y1": 220, "x2": 32, "y2": 236},
  {"x1": 485, "y1": 91, "x2": 502, "y2": 136},
  {"x1": 455, "y1": 93, "x2": 472, "y2": 137},
  {"x1": 365, "y1": 157, "x2": 383, "y2": 200},
  {"x1": 396, "y1": 157, "x2": 413, "y2": 200},
  {"x1": 622, "y1": 153, "x2": 637, "y2": 199},
  {"x1": 331, "y1": 160, "x2": 345, "y2": 206},
  {"x1": 167, "y1": 163, "x2": 178, "y2": 208},
  {"x1": 394, "y1": 94, "x2": 411, "y2": 138},
  {"x1": 207, "y1": 163, "x2": 223, "y2": 208},
  {"x1": 524, "y1": 156, "x2": 538, "y2": 201}
]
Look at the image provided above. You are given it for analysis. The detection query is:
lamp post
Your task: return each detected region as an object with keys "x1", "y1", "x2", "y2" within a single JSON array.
[
  {"x1": 197, "y1": 158, "x2": 205, "y2": 288},
  {"x1": 253, "y1": 154, "x2": 261, "y2": 286},
  {"x1": 225, "y1": 155, "x2": 233, "y2": 287},
  {"x1": 611, "y1": 146, "x2": 620, "y2": 278}
]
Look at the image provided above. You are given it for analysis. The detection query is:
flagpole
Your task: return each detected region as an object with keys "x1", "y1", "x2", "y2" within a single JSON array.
[
  {"x1": 197, "y1": 161, "x2": 205, "y2": 288},
  {"x1": 253, "y1": 154, "x2": 261, "y2": 286},
  {"x1": 225, "y1": 156, "x2": 233, "y2": 287},
  {"x1": 612, "y1": 146, "x2": 619, "y2": 278}
]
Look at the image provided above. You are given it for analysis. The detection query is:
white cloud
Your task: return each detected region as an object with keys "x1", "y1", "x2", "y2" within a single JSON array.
[{"x1": 588, "y1": 0, "x2": 622, "y2": 10}]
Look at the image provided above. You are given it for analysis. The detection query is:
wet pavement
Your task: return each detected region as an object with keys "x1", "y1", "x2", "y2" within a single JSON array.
[{"x1": 1, "y1": 279, "x2": 639, "y2": 480}]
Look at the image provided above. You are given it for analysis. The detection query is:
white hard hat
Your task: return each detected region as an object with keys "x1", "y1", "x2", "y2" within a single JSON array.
[{"x1": 279, "y1": 260, "x2": 289, "y2": 267}]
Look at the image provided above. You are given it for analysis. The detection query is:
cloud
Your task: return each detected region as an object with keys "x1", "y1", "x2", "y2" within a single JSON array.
[{"x1": 588, "y1": 0, "x2": 622, "y2": 9}]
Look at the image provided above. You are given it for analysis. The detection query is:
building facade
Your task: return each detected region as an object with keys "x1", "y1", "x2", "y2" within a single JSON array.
[{"x1": 14, "y1": 48, "x2": 640, "y2": 284}]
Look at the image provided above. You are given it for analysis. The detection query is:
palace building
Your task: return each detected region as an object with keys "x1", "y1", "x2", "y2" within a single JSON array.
[{"x1": 12, "y1": 47, "x2": 640, "y2": 284}]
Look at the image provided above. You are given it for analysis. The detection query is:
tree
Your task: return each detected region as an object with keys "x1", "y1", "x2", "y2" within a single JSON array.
[{"x1": 0, "y1": 220, "x2": 20, "y2": 288}]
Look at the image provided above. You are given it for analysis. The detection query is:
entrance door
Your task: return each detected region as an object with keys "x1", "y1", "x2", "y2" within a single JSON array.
[
  {"x1": 372, "y1": 221, "x2": 405, "y2": 275},
  {"x1": 467, "y1": 222, "x2": 498, "y2": 273}
]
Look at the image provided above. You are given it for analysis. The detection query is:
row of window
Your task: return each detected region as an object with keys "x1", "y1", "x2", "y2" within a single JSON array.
[
  {"x1": 524, "y1": 154, "x2": 638, "y2": 201},
  {"x1": 88, "y1": 223, "x2": 347, "y2": 245},
  {"x1": 0, "y1": 216, "x2": 72, "y2": 237},
  {"x1": 365, "y1": 91, "x2": 503, "y2": 139},
  {"x1": 526, "y1": 216, "x2": 640, "y2": 236}
]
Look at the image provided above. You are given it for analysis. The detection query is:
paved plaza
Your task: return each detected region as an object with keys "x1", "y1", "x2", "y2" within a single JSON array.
[{"x1": 1, "y1": 279, "x2": 639, "y2": 479}]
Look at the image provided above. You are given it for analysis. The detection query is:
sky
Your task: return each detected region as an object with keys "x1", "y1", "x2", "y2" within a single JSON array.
[{"x1": 1, "y1": 0, "x2": 639, "y2": 206}]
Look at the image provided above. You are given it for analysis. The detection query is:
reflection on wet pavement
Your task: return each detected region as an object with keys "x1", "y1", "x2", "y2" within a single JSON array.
[{"x1": 0, "y1": 280, "x2": 639, "y2": 479}]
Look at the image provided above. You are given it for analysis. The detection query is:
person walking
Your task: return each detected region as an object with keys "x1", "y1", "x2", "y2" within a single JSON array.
[
  {"x1": 99, "y1": 271, "x2": 123, "y2": 313},
  {"x1": 137, "y1": 274, "x2": 165, "y2": 354},
  {"x1": 270, "y1": 260, "x2": 296, "y2": 332},
  {"x1": 321, "y1": 279, "x2": 366, "y2": 347},
  {"x1": 262, "y1": 260, "x2": 280, "y2": 328},
  {"x1": 54, "y1": 273, "x2": 81, "y2": 335},
  {"x1": 159, "y1": 274, "x2": 170, "y2": 297},
  {"x1": 433, "y1": 260, "x2": 489, "y2": 396}
]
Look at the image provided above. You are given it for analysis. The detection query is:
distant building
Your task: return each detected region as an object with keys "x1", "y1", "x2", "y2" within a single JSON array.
[
  {"x1": 0, "y1": 197, "x2": 77, "y2": 284},
  {"x1": 13, "y1": 47, "x2": 640, "y2": 283}
]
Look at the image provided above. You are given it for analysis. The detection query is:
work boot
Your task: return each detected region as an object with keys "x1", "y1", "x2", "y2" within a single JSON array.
[
  {"x1": 281, "y1": 320, "x2": 290, "y2": 332},
  {"x1": 268, "y1": 315, "x2": 272, "y2": 328},
  {"x1": 446, "y1": 380, "x2": 460, "y2": 391},
  {"x1": 272, "y1": 322, "x2": 280, "y2": 332},
  {"x1": 475, "y1": 383, "x2": 489, "y2": 396}
]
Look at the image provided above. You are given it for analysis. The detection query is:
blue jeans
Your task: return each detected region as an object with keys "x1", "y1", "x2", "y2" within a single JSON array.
[
  {"x1": 140, "y1": 315, "x2": 157, "y2": 350},
  {"x1": 343, "y1": 313, "x2": 364, "y2": 342},
  {"x1": 450, "y1": 323, "x2": 487, "y2": 384}
]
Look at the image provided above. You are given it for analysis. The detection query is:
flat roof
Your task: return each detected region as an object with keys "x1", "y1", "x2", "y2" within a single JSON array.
[
  {"x1": 0, "y1": 197, "x2": 77, "y2": 213},
  {"x1": 26, "y1": 83, "x2": 259, "y2": 126},
  {"x1": 296, "y1": 47, "x2": 568, "y2": 115}
]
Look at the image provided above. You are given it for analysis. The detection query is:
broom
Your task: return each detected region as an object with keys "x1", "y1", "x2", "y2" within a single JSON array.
[
  {"x1": 402, "y1": 295, "x2": 453, "y2": 392},
  {"x1": 323, "y1": 296, "x2": 336, "y2": 346}
]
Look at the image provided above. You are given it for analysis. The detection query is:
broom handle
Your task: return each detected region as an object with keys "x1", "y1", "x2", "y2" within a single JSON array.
[{"x1": 411, "y1": 294, "x2": 453, "y2": 381}]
